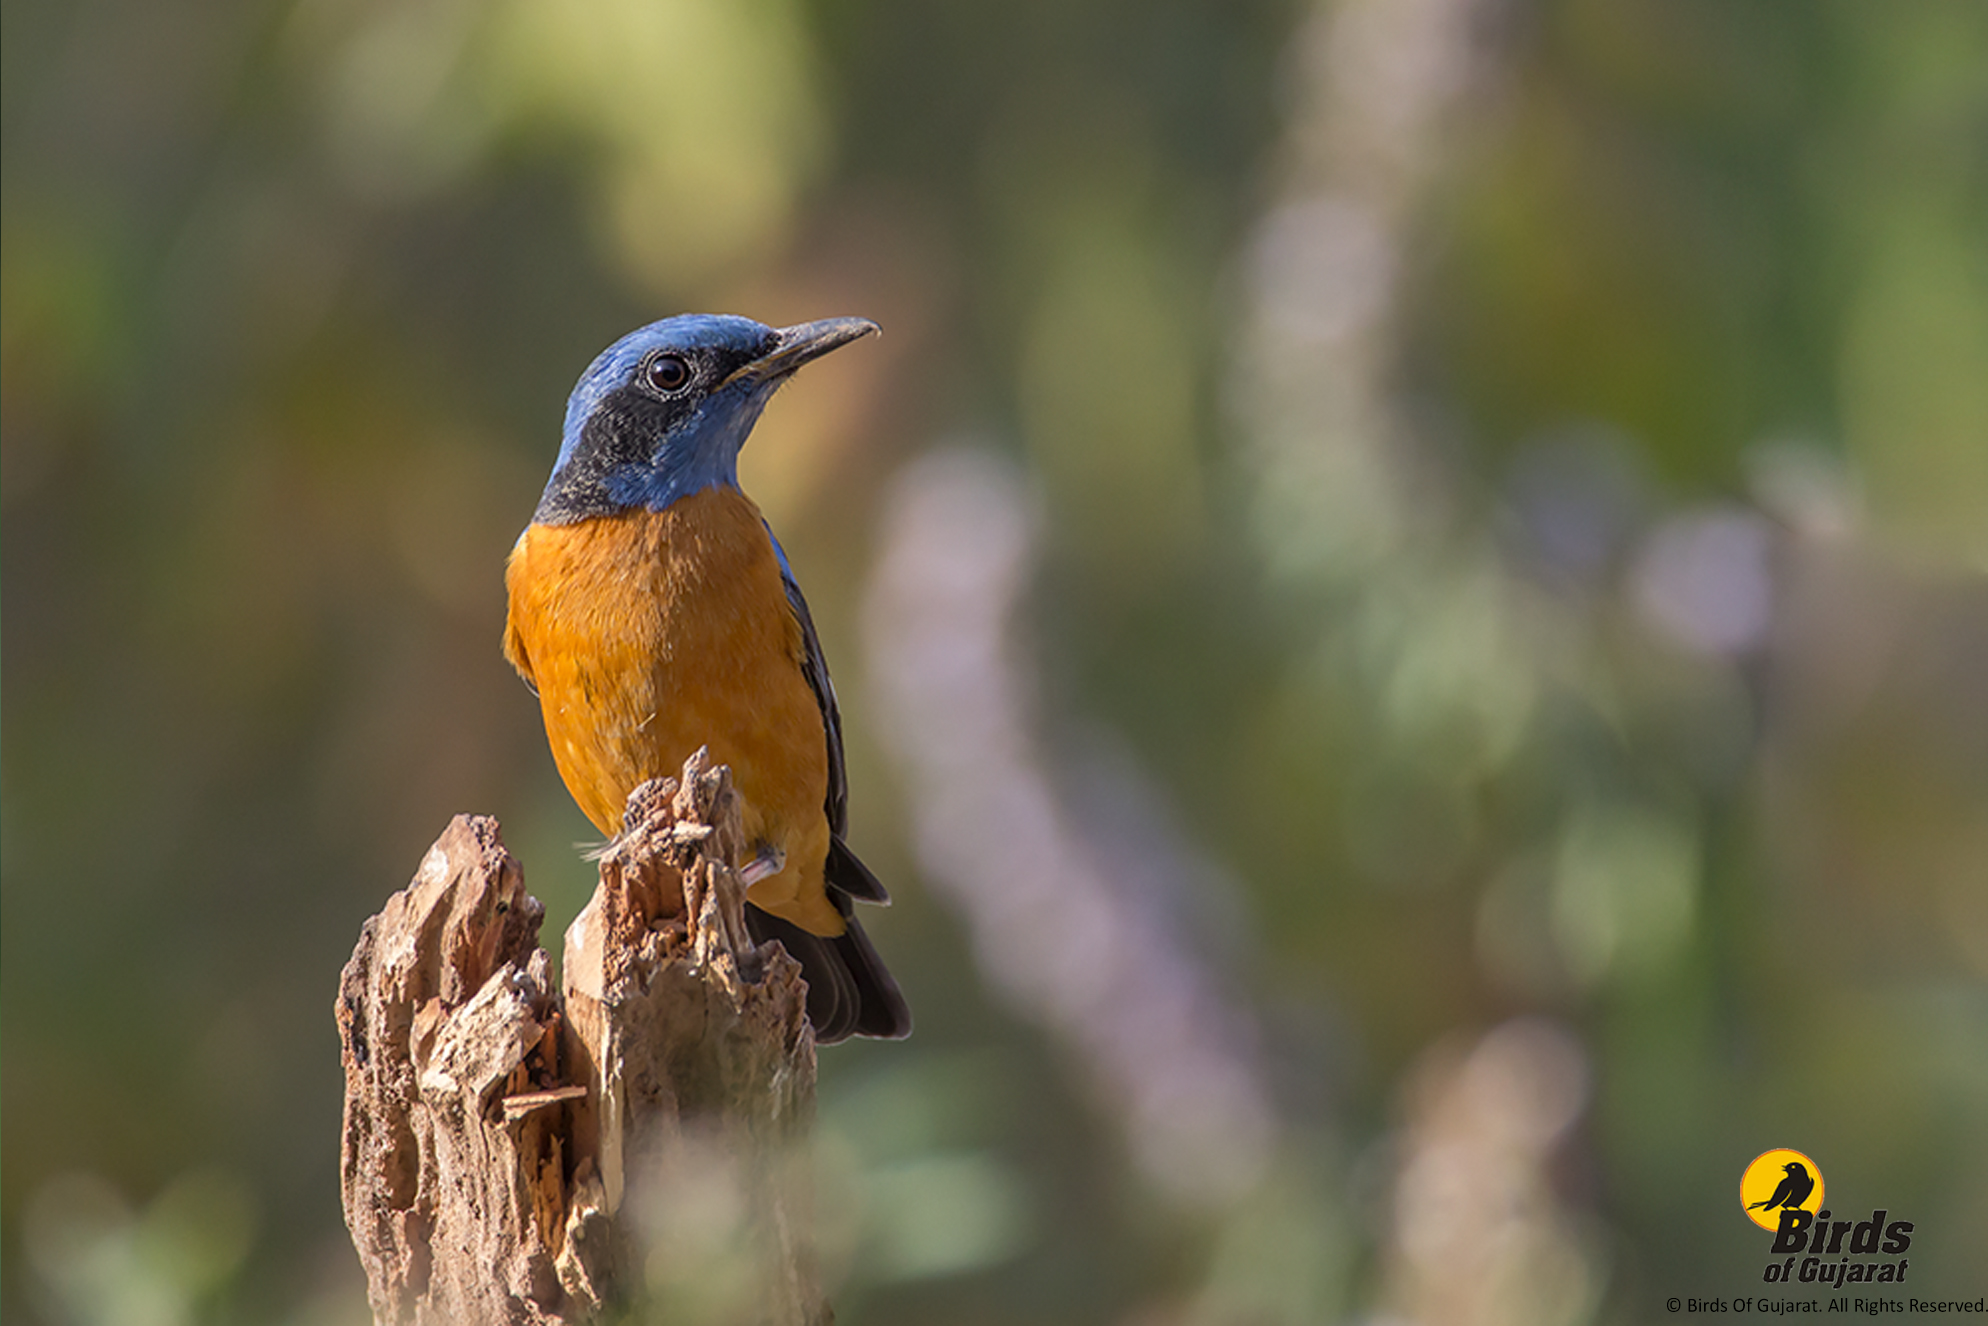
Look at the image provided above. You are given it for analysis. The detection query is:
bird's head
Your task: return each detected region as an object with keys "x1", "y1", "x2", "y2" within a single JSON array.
[{"x1": 533, "y1": 313, "x2": 878, "y2": 524}]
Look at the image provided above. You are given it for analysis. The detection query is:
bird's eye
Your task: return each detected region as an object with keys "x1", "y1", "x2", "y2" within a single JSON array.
[{"x1": 646, "y1": 354, "x2": 691, "y2": 392}]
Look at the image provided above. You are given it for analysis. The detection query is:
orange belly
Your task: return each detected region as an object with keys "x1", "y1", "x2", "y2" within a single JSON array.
[{"x1": 503, "y1": 488, "x2": 841, "y2": 935}]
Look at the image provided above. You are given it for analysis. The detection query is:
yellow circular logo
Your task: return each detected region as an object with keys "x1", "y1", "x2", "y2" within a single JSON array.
[{"x1": 1740, "y1": 1148, "x2": 1825, "y2": 1232}]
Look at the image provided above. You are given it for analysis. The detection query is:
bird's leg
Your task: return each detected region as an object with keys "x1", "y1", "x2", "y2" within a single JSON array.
[{"x1": 740, "y1": 844, "x2": 787, "y2": 886}]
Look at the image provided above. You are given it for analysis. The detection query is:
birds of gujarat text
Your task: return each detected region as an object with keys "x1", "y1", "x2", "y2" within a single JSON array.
[{"x1": 504, "y1": 313, "x2": 910, "y2": 1043}]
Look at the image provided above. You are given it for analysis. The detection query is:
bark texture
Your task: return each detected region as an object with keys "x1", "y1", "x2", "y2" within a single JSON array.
[{"x1": 336, "y1": 750, "x2": 825, "y2": 1324}]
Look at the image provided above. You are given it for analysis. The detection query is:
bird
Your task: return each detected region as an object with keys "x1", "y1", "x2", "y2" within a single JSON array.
[
  {"x1": 1749, "y1": 1162, "x2": 1815, "y2": 1212},
  {"x1": 503, "y1": 313, "x2": 910, "y2": 1043}
]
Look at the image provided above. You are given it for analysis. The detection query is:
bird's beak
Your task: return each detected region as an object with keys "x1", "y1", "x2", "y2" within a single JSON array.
[{"x1": 724, "y1": 316, "x2": 880, "y2": 388}]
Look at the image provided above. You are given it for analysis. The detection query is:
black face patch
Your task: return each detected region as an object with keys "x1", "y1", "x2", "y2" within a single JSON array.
[
  {"x1": 530, "y1": 330, "x2": 779, "y2": 525},
  {"x1": 533, "y1": 384, "x2": 685, "y2": 523},
  {"x1": 692, "y1": 334, "x2": 778, "y2": 392}
]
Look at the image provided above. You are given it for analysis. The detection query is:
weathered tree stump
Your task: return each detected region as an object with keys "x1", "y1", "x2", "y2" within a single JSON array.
[{"x1": 336, "y1": 751, "x2": 825, "y2": 1324}]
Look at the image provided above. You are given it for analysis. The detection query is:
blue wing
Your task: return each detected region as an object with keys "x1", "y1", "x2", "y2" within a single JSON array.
[
  {"x1": 769, "y1": 530, "x2": 888, "y2": 903},
  {"x1": 757, "y1": 528, "x2": 909, "y2": 1040}
]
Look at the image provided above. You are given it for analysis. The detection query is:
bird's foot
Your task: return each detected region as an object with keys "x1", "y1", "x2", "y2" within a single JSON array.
[{"x1": 740, "y1": 845, "x2": 787, "y2": 886}]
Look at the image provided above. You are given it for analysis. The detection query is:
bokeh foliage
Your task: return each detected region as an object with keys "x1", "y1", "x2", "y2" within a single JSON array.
[{"x1": 4, "y1": 0, "x2": 1984, "y2": 1322}]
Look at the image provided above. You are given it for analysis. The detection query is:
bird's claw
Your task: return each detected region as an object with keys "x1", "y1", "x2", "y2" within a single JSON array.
[{"x1": 739, "y1": 846, "x2": 786, "y2": 886}]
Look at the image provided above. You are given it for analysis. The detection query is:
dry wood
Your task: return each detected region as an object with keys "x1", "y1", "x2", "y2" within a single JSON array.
[{"x1": 336, "y1": 750, "x2": 827, "y2": 1324}]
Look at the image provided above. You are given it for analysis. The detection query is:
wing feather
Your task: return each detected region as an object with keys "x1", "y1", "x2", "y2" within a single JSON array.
[{"x1": 762, "y1": 527, "x2": 908, "y2": 1040}]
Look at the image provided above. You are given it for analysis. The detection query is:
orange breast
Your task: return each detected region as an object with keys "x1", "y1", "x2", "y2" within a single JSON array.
[{"x1": 503, "y1": 488, "x2": 841, "y2": 935}]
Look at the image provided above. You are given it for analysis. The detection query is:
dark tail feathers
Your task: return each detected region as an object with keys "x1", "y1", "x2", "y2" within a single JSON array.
[{"x1": 745, "y1": 894, "x2": 910, "y2": 1044}]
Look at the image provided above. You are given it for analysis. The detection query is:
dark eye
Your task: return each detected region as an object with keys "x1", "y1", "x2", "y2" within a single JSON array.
[{"x1": 646, "y1": 354, "x2": 690, "y2": 392}]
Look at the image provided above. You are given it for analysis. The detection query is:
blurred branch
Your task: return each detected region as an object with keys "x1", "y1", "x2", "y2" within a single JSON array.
[{"x1": 335, "y1": 751, "x2": 825, "y2": 1324}]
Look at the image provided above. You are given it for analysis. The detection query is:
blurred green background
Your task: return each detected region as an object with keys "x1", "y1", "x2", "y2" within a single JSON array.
[{"x1": 5, "y1": 0, "x2": 1985, "y2": 1321}]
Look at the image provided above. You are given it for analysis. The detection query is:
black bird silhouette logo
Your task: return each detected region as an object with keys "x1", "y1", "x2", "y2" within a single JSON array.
[{"x1": 1747, "y1": 1161, "x2": 1815, "y2": 1212}]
